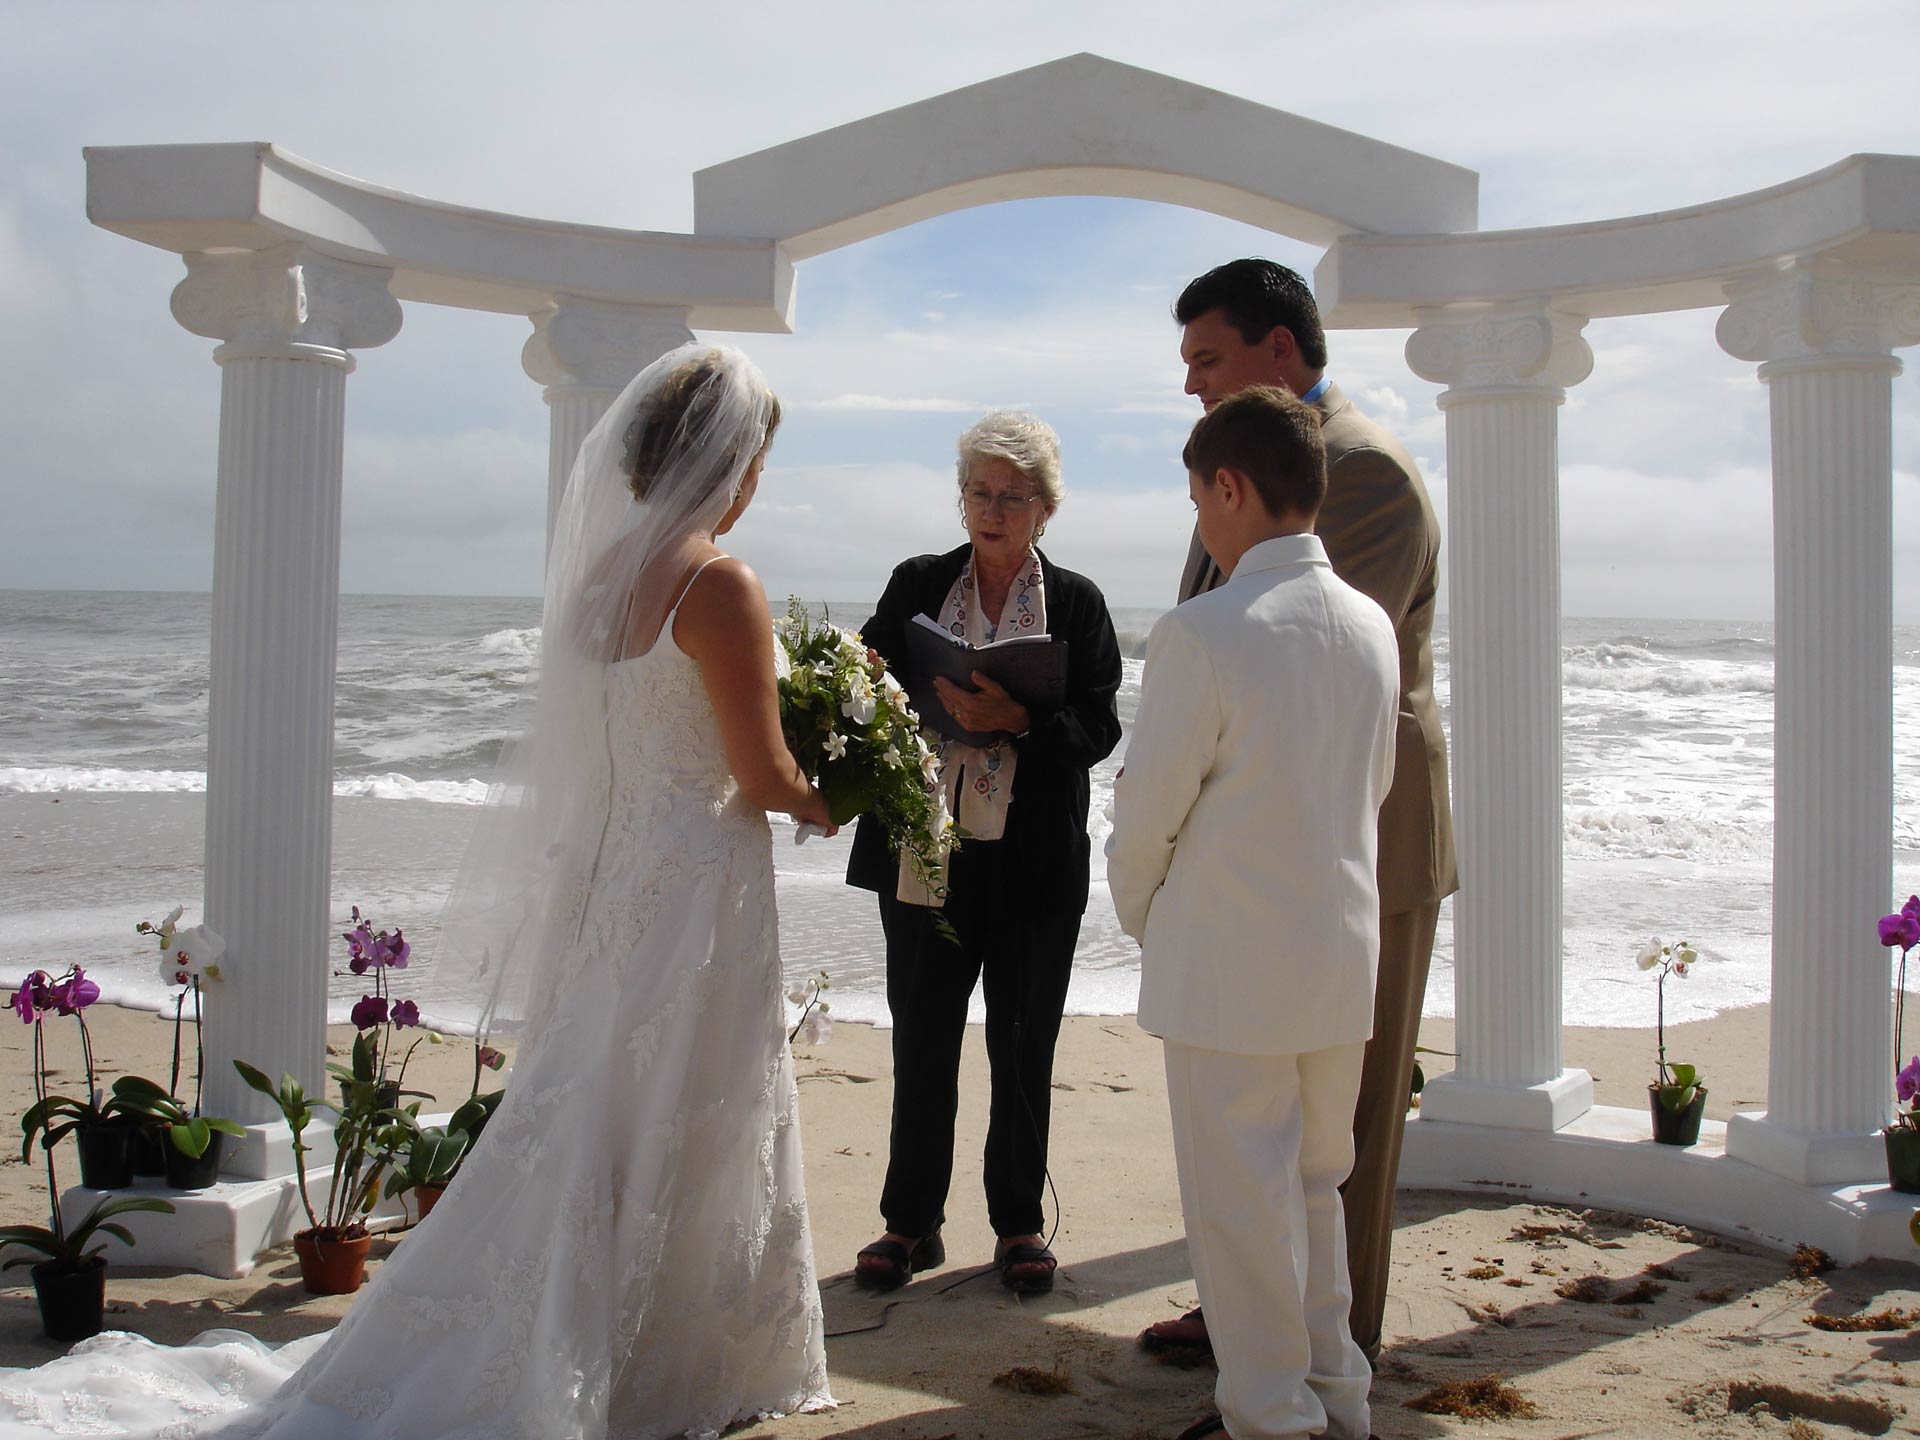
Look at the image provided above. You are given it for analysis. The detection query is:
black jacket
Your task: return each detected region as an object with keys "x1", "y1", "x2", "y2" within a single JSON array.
[{"x1": 845, "y1": 546, "x2": 1123, "y2": 915}]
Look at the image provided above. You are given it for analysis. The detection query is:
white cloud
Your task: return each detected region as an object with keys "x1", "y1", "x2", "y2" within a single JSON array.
[{"x1": 797, "y1": 394, "x2": 987, "y2": 414}]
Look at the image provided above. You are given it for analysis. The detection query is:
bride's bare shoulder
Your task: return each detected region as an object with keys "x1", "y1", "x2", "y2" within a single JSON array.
[{"x1": 672, "y1": 554, "x2": 769, "y2": 655}]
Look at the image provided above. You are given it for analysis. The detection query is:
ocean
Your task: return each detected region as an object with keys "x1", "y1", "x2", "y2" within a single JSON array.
[{"x1": 3, "y1": 590, "x2": 1917, "y2": 1032}]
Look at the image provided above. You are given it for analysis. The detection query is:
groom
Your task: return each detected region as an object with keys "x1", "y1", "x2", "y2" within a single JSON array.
[
  {"x1": 1157, "y1": 258, "x2": 1457, "y2": 1365},
  {"x1": 1108, "y1": 386, "x2": 1399, "y2": 1440}
]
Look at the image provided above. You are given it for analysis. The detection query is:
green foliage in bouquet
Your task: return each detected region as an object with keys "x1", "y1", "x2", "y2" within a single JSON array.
[{"x1": 775, "y1": 598, "x2": 953, "y2": 895}]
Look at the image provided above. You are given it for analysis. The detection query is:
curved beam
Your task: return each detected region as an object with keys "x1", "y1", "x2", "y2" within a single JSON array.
[
  {"x1": 85, "y1": 142, "x2": 794, "y2": 331},
  {"x1": 1319, "y1": 153, "x2": 1920, "y2": 326},
  {"x1": 693, "y1": 53, "x2": 1478, "y2": 258}
]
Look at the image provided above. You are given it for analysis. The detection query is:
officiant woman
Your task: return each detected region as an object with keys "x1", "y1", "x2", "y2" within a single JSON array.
[{"x1": 847, "y1": 410, "x2": 1122, "y2": 1295}]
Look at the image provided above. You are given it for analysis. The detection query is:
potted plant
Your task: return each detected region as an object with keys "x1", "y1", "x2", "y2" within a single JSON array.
[
  {"x1": 232, "y1": 906, "x2": 435, "y2": 1292},
  {"x1": 1636, "y1": 936, "x2": 1708, "y2": 1145},
  {"x1": 1877, "y1": 895, "x2": 1920, "y2": 1190},
  {"x1": 385, "y1": 1039, "x2": 507, "y2": 1221},
  {"x1": 14, "y1": 967, "x2": 139, "y2": 1190},
  {"x1": 3, "y1": 970, "x2": 175, "y2": 1340},
  {"x1": 114, "y1": 910, "x2": 244, "y2": 1188}
]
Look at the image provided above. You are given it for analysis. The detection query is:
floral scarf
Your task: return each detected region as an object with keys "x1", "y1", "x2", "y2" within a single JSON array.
[{"x1": 898, "y1": 550, "x2": 1046, "y2": 906}]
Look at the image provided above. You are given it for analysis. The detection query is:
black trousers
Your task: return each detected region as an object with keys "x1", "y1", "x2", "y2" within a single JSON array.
[{"x1": 876, "y1": 847, "x2": 1081, "y2": 1240}]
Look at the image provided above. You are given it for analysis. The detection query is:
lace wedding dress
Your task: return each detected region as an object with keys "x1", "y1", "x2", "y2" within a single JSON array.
[{"x1": 0, "y1": 625, "x2": 832, "y2": 1440}]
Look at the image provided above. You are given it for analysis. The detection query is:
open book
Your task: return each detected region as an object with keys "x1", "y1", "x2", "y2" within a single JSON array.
[{"x1": 903, "y1": 613, "x2": 1069, "y2": 746}]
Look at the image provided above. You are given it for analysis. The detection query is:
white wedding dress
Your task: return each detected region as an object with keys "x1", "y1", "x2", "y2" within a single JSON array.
[{"x1": 0, "y1": 624, "x2": 832, "y2": 1439}]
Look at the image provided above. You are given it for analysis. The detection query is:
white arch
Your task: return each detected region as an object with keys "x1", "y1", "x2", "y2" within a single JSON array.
[{"x1": 692, "y1": 53, "x2": 1479, "y2": 259}]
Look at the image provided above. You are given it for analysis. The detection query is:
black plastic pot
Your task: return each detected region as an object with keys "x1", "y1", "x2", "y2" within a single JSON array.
[
  {"x1": 31, "y1": 1255, "x2": 106, "y2": 1342},
  {"x1": 1649, "y1": 1084, "x2": 1708, "y2": 1147},
  {"x1": 163, "y1": 1129, "x2": 227, "y2": 1190},
  {"x1": 75, "y1": 1121, "x2": 133, "y2": 1190},
  {"x1": 1884, "y1": 1127, "x2": 1920, "y2": 1194},
  {"x1": 128, "y1": 1120, "x2": 168, "y2": 1178}
]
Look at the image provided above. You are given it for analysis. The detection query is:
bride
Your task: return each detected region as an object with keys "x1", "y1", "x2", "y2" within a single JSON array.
[{"x1": 0, "y1": 344, "x2": 838, "y2": 1438}]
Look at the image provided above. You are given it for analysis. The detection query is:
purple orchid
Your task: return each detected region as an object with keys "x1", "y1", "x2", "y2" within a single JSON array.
[
  {"x1": 1899, "y1": 1056, "x2": 1920, "y2": 1106},
  {"x1": 376, "y1": 929, "x2": 411, "y2": 969},
  {"x1": 390, "y1": 999, "x2": 421, "y2": 1029},
  {"x1": 9, "y1": 971, "x2": 54, "y2": 1026},
  {"x1": 478, "y1": 1045, "x2": 506, "y2": 1072},
  {"x1": 1881, "y1": 908, "x2": 1920, "y2": 951},
  {"x1": 343, "y1": 922, "x2": 378, "y2": 975},
  {"x1": 49, "y1": 967, "x2": 100, "y2": 1016},
  {"x1": 350, "y1": 994, "x2": 390, "y2": 1031}
]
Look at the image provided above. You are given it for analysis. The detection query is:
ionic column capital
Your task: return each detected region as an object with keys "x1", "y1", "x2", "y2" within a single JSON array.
[
  {"x1": 1404, "y1": 302, "x2": 1593, "y2": 398},
  {"x1": 1716, "y1": 257, "x2": 1920, "y2": 368},
  {"x1": 169, "y1": 244, "x2": 402, "y2": 366},
  {"x1": 522, "y1": 298, "x2": 693, "y2": 391}
]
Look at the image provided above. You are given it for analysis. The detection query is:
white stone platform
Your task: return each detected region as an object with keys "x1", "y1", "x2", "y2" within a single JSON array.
[{"x1": 1402, "y1": 1104, "x2": 1919, "y2": 1265}]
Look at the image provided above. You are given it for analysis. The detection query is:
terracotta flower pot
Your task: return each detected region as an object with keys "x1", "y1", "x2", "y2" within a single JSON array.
[
  {"x1": 75, "y1": 1121, "x2": 133, "y2": 1190},
  {"x1": 1649, "y1": 1084, "x2": 1708, "y2": 1147},
  {"x1": 1883, "y1": 1127, "x2": 1920, "y2": 1194},
  {"x1": 163, "y1": 1129, "x2": 226, "y2": 1191},
  {"x1": 413, "y1": 1183, "x2": 446, "y2": 1221},
  {"x1": 32, "y1": 1255, "x2": 107, "y2": 1342},
  {"x1": 294, "y1": 1229, "x2": 373, "y2": 1295}
]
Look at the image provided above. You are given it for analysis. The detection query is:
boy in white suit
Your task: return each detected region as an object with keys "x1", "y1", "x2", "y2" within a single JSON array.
[{"x1": 1107, "y1": 387, "x2": 1399, "y2": 1440}]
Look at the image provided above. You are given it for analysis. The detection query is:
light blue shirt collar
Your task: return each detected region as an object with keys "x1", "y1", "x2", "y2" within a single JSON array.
[{"x1": 1299, "y1": 375, "x2": 1330, "y2": 406}]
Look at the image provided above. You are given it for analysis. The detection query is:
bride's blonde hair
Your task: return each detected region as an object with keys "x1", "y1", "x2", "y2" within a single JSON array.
[{"x1": 621, "y1": 349, "x2": 782, "y2": 503}]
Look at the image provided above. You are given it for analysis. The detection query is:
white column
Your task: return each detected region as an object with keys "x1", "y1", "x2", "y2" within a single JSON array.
[
  {"x1": 523, "y1": 299, "x2": 693, "y2": 552},
  {"x1": 1404, "y1": 303, "x2": 1596, "y2": 1131},
  {"x1": 168, "y1": 246, "x2": 401, "y2": 1135},
  {"x1": 1717, "y1": 258, "x2": 1920, "y2": 1184}
]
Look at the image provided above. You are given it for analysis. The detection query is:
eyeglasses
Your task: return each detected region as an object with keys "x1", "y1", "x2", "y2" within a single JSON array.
[{"x1": 960, "y1": 486, "x2": 1043, "y2": 516}]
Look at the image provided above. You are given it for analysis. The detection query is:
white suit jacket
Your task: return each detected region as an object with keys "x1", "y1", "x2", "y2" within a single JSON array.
[{"x1": 1108, "y1": 533, "x2": 1399, "y2": 1057}]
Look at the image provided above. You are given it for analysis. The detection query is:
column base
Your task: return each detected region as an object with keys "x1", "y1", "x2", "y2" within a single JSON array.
[
  {"x1": 1418, "y1": 1068, "x2": 1594, "y2": 1131},
  {"x1": 59, "y1": 1177, "x2": 410, "y2": 1280},
  {"x1": 222, "y1": 1117, "x2": 340, "y2": 1181},
  {"x1": 1724, "y1": 1111, "x2": 1887, "y2": 1186}
]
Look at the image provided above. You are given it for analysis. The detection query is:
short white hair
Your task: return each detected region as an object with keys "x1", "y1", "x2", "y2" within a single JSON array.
[{"x1": 955, "y1": 410, "x2": 1063, "y2": 509}]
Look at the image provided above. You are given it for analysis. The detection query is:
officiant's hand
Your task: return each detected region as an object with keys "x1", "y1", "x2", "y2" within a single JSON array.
[
  {"x1": 791, "y1": 786, "x2": 838, "y2": 838},
  {"x1": 935, "y1": 672, "x2": 1030, "y2": 738}
]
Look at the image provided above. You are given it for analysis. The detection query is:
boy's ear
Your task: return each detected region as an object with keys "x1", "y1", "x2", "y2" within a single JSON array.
[{"x1": 1214, "y1": 465, "x2": 1249, "y2": 510}]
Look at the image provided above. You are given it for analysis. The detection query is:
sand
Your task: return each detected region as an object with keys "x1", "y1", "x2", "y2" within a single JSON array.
[{"x1": 1, "y1": 1003, "x2": 1916, "y2": 1439}]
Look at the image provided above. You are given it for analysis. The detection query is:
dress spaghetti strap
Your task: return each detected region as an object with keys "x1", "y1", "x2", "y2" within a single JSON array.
[{"x1": 667, "y1": 553, "x2": 729, "y2": 626}]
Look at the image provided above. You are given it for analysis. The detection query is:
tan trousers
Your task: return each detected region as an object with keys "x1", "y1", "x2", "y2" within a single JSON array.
[{"x1": 1341, "y1": 900, "x2": 1442, "y2": 1357}]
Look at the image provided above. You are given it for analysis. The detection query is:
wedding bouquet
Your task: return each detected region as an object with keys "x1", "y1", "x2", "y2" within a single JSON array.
[{"x1": 774, "y1": 598, "x2": 952, "y2": 894}]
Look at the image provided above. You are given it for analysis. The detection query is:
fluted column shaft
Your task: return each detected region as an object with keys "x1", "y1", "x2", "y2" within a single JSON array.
[
  {"x1": 1405, "y1": 304, "x2": 1596, "y2": 1130},
  {"x1": 170, "y1": 246, "x2": 402, "y2": 1130},
  {"x1": 524, "y1": 299, "x2": 694, "y2": 553},
  {"x1": 1717, "y1": 257, "x2": 1920, "y2": 1182}
]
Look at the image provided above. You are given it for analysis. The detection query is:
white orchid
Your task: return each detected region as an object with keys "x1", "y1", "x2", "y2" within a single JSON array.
[
  {"x1": 919, "y1": 749, "x2": 942, "y2": 784},
  {"x1": 823, "y1": 731, "x2": 848, "y2": 761},
  {"x1": 797, "y1": 1012, "x2": 835, "y2": 1046},
  {"x1": 811, "y1": 660, "x2": 836, "y2": 680},
  {"x1": 160, "y1": 923, "x2": 226, "y2": 986},
  {"x1": 1635, "y1": 937, "x2": 1663, "y2": 971}
]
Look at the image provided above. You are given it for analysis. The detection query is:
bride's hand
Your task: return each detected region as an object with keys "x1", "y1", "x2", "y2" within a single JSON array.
[{"x1": 791, "y1": 787, "x2": 838, "y2": 837}]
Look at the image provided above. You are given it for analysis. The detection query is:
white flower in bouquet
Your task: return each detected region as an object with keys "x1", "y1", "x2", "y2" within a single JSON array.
[
  {"x1": 841, "y1": 675, "x2": 878, "y2": 726},
  {"x1": 823, "y1": 731, "x2": 848, "y2": 761}
]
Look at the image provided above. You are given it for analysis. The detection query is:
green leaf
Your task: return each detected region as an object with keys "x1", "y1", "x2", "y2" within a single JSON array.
[
  {"x1": 232, "y1": 1061, "x2": 276, "y2": 1098},
  {"x1": 1658, "y1": 1082, "x2": 1699, "y2": 1113},
  {"x1": 92, "y1": 1223, "x2": 137, "y2": 1248},
  {"x1": 169, "y1": 1118, "x2": 212, "y2": 1158},
  {"x1": 1668, "y1": 1063, "x2": 1698, "y2": 1089},
  {"x1": 112, "y1": 1075, "x2": 175, "y2": 1104},
  {"x1": 204, "y1": 1117, "x2": 246, "y2": 1138}
]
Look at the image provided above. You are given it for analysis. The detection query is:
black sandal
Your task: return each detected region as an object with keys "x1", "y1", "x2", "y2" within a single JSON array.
[
  {"x1": 854, "y1": 1230, "x2": 944, "y2": 1290},
  {"x1": 994, "y1": 1240, "x2": 1057, "y2": 1294}
]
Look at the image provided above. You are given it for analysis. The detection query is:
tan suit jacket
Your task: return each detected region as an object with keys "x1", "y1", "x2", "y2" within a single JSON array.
[{"x1": 1178, "y1": 382, "x2": 1457, "y2": 916}]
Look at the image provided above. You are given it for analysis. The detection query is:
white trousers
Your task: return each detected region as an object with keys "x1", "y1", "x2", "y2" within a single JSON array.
[{"x1": 1163, "y1": 1039, "x2": 1372, "y2": 1440}]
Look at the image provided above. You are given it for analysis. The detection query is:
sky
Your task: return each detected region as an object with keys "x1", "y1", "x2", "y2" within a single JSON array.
[{"x1": 3, "y1": 1, "x2": 1918, "y2": 619}]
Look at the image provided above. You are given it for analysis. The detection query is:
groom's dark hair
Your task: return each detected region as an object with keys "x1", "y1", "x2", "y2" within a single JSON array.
[
  {"x1": 1183, "y1": 386, "x2": 1326, "y2": 520},
  {"x1": 1174, "y1": 259, "x2": 1328, "y2": 371}
]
